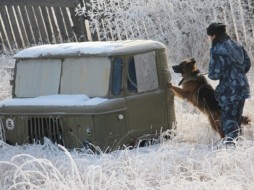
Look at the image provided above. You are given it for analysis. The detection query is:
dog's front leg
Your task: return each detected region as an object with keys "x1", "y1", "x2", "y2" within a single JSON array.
[{"x1": 168, "y1": 82, "x2": 189, "y2": 100}]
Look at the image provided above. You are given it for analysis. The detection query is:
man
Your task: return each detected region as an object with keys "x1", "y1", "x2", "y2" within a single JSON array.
[{"x1": 206, "y1": 22, "x2": 251, "y2": 144}]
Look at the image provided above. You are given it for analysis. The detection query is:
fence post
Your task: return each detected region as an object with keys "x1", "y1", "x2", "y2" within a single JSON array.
[
  {"x1": 0, "y1": 6, "x2": 16, "y2": 50},
  {"x1": 71, "y1": 0, "x2": 99, "y2": 42},
  {"x1": 69, "y1": 0, "x2": 87, "y2": 42},
  {"x1": 85, "y1": 0, "x2": 98, "y2": 41},
  {"x1": 0, "y1": 0, "x2": 102, "y2": 52}
]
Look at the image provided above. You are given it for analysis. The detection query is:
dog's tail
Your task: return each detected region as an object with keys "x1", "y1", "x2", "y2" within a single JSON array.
[{"x1": 241, "y1": 116, "x2": 251, "y2": 125}]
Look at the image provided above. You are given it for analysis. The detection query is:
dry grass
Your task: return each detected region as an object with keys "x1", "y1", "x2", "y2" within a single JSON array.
[{"x1": 0, "y1": 54, "x2": 254, "y2": 189}]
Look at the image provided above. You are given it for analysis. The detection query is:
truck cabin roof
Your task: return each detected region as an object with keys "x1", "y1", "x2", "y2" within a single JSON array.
[{"x1": 14, "y1": 40, "x2": 166, "y2": 59}]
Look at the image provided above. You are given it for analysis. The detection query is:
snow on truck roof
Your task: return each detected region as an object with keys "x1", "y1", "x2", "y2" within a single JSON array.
[{"x1": 14, "y1": 40, "x2": 166, "y2": 59}]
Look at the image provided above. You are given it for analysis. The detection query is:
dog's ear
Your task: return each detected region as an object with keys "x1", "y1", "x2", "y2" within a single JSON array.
[
  {"x1": 189, "y1": 58, "x2": 196, "y2": 64},
  {"x1": 189, "y1": 58, "x2": 196, "y2": 67},
  {"x1": 180, "y1": 58, "x2": 196, "y2": 66}
]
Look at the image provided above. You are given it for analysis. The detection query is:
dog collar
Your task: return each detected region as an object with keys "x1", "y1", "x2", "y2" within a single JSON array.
[{"x1": 178, "y1": 72, "x2": 208, "y2": 86}]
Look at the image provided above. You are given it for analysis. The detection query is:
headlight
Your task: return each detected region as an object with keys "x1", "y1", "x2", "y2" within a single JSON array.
[{"x1": 5, "y1": 118, "x2": 15, "y2": 130}]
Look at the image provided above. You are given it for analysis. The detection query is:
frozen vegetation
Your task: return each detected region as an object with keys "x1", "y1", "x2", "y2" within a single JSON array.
[
  {"x1": 0, "y1": 52, "x2": 254, "y2": 190},
  {"x1": 78, "y1": 0, "x2": 254, "y2": 65},
  {"x1": 0, "y1": 0, "x2": 254, "y2": 189}
]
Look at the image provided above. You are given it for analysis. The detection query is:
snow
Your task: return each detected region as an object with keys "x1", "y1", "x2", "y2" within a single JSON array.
[
  {"x1": 0, "y1": 95, "x2": 109, "y2": 107},
  {"x1": 1, "y1": 54, "x2": 254, "y2": 190},
  {"x1": 0, "y1": 0, "x2": 254, "y2": 188},
  {"x1": 14, "y1": 40, "x2": 166, "y2": 59}
]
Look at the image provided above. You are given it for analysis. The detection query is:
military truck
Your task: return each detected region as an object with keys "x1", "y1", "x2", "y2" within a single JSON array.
[{"x1": 0, "y1": 40, "x2": 175, "y2": 152}]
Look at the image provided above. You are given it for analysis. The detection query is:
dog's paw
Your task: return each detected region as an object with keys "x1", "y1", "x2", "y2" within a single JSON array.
[{"x1": 167, "y1": 82, "x2": 172, "y2": 88}]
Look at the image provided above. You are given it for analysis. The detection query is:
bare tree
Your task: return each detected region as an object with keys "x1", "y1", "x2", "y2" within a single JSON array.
[{"x1": 76, "y1": 0, "x2": 254, "y2": 67}]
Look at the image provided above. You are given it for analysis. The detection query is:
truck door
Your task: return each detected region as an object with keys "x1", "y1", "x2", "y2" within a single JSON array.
[{"x1": 125, "y1": 52, "x2": 168, "y2": 138}]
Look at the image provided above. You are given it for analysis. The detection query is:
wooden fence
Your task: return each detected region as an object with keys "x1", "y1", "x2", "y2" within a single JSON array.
[{"x1": 0, "y1": 0, "x2": 93, "y2": 52}]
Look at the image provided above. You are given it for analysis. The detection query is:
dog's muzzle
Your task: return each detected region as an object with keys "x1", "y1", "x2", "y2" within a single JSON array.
[{"x1": 172, "y1": 65, "x2": 182, "y2": 73}]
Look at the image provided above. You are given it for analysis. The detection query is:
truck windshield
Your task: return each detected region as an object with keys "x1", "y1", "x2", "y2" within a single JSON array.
[{"x1": 14, "y1": 57, "x2": 111, "y2": 98}]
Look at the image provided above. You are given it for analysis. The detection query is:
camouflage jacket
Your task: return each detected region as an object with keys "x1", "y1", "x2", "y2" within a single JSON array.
[{"x1": 208, "y1": 37, "x2": 251, "y2": 106}]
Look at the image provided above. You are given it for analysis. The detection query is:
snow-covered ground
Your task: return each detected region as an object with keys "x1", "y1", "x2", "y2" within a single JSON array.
[{"x1": 0, "y1": 54, "x2": 254, "y2": 190}]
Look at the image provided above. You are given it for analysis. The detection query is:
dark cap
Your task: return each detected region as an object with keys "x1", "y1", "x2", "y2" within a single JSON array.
[{"x1": 206, "y1": 22, "x2": 226, "y2": 36}]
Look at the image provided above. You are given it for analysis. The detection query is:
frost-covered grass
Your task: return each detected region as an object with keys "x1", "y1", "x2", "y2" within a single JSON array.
[
  {"x1": 1, "y1": 0, "x2": 254, "y2": 188},
  {"x1": 1, "y1": 138, "x2": 254, "y2": 190},
  {"x1": 0, "y1": 54, "x2": 254, "y2": 190}
]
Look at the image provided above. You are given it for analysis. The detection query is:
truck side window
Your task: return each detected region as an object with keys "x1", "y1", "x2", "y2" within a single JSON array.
[
  {"x1": 112, "y1": 57, "x2": 123, "y2": 95},
  {"x1": 129, "y1": 52, "x2": 159, "y2": 93},
  {"x1": 127, "y1": 57, "x2": 137, "y2": 93}
]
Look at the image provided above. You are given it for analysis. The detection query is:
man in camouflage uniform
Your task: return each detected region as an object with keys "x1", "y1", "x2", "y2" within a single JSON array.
[{"x1": 206, "y1": 22, "x2": 251, "y2": 143}]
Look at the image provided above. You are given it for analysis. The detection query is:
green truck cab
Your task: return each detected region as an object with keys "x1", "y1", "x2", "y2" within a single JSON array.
[{"x1": 0, "y1": 40, "x2": 175, "y2": 152}]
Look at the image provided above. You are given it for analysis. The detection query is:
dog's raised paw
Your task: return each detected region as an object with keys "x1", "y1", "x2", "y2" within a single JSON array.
[{"x1": 167, "y1": 82, "x2": 172, "y2": 88}]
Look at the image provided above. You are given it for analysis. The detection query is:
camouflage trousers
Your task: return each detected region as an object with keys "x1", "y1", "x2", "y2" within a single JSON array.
[{"x1": 221, "y1": 100, "x2": 245, "y2": 140}]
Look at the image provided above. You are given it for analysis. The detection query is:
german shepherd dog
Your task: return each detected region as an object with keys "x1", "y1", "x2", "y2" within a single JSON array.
[{"x1": 168, "y1": 58, "x2": 250, "y2": 138}]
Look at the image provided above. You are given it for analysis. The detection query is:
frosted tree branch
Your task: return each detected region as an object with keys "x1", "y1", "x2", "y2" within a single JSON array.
[{"x1": 77, "y1": 0, "x2": 254, "y2": 66}]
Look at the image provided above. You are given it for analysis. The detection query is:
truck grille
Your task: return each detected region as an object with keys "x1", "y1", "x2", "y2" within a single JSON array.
[{"x1": 28, "y1": 117, "x2": 64, "y2": 145}]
